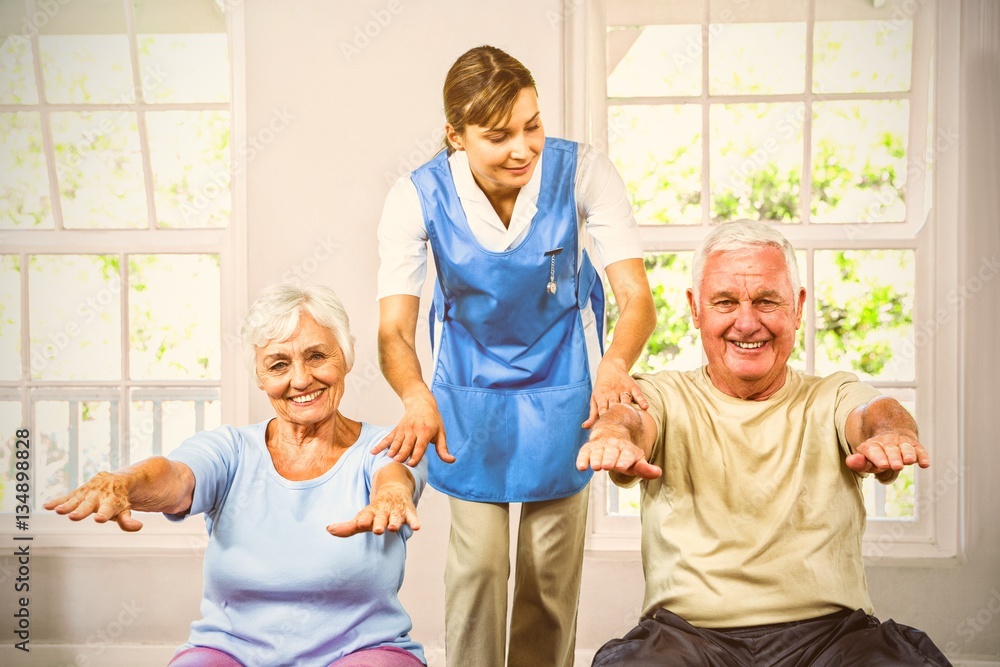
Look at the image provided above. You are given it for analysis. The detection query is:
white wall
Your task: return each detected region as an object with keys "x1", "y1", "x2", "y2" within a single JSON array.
[{"x1": 2, "y1": 1, "x2": 998, "y2": 665}]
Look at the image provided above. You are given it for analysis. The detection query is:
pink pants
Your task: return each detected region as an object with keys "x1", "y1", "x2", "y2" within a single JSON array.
[{"x1": 168, "y1": 645, "x2": 425, "y2": 667}]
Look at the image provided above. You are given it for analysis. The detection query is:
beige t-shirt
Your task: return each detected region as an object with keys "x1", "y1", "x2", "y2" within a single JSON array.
[{"x1": 630, "y1": 366, "x2": 881, "y2": 627}]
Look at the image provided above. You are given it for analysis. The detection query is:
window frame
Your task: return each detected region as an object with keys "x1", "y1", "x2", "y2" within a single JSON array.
[
  {"x1": 567, "y1": 0, "x2": 962, "y2": 562},
  {"x1": 0, "y1": 0, "x2": 248, "y2": 551}
]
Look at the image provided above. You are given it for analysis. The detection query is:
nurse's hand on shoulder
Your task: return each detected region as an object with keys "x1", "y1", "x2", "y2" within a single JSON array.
[
  {"x1": 583, "y1": 358, "x2": 649, "y2": 428},
  {"x1": 372, "y1": 393, "x2": 455, "y2": 467}
]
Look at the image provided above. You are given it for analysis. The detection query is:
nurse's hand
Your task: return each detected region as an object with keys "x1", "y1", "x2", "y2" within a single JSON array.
[
  {"x1": 583, "y1": 358, "x2": 648, "y2": 428},
  {"x1": 372, "y1": 393, "x2": 455, "y2": 467}
]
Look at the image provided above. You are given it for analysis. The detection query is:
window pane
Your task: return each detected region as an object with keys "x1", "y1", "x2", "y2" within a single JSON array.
[
  {"x1": 609, "y1": 105, "x2": 701, "y2": 225},
  {"x1": 29, "y1": 255, "x2": 122, "y2": 381},
  {"x1": 137, "y1": 34, "x2": 229, "y2": 103},
  {"x1": 145, "y1": 111, "x2": 230, "y2": 228},
  {"x1": 0, "y1": 112, "x2": 54, "y2": 229},
  {"x1": 129, "y1": 254, "x2": 221, "y2": 380},
  {"x1": 710, "y1": 103, "x2": 803, "y2": 223},
  {"x1": 0, "y1": 401, "x2": 24, "y2": 512},
  {"x1": 35, "y1": 398, "x2": 116, "y2": 509},
  {"x1": 50, "y1": 111, "x2": 148, "y2": 229},
  {"x1": 607, "y1": 25, "x2": 702, "y2": 97},
  {"x1": 39, "y1": 34, "x2": 134, "y2": 104},
  {"x1": 862, "y1": 387, "x2": 916, "y2": 519},
  {"x1": 709, "y1": 23, "x2": 806, "y2": 95},
  {"x1": 814, "y1": 250, "x2": 915, "y2": 382},
  {"x1": 813, "y1": 20, "x2": 912, "y2": 94},
  {"x1": 0, "y1": 19, "x2": 40, "y2": 104},
  {"x1": 129, "y1": 390, "x2": 221, "y2": 463},
  {"x1": 609, "y1": 483, "x2": 640, "y2": 517},
  {"x1": 609, "y1": 252, "x2": 701, "y2": 374},
  {"x1": 811, "y1": 100, "x2": 909, "y2": 223},
  {"x1": 0, "y1": 256, "x2": 21, "y2": 380}
]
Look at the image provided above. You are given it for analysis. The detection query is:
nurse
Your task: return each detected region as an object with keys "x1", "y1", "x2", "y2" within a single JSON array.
[{"x1": 375, "y1": 45, "x2": 655, "y2": 666}]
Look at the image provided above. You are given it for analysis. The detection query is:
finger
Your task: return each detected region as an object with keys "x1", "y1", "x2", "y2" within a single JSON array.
[
  {"x1": 43, "y1": 494, "x2": 73, "y2": 511},
  {"x1": 883, "y1": 443, "x2": 905, "y2": 471},
  {"x1": 576, "y1": 445, "x2": 592, "y2": 471},
  {"x1": 434, "y1": 433, "x2": 456, "y2": 464},
  {"x1": 629, "y1": 385, "x2": 650, "y2": 411},
  {"x1": 68, "y1": 496, "x2": 100, "y2": 521},
  {"x1": 391, "y1": 437, "x2": 415, "y2": 463},
  {"x1": 115, "y1": 508, "x2": 143, "y2": 532},
  {"x1": 601, "y1": 442, "x2": 623, "y2": 470},
  {"x1": 861, "y1": 442, "x2": 890, "y2": 469},
  {"x1": 845, "y1": 453, "x2": 875, "y2": 474},
  {"x1": 633, "y1": 460, "x2": 662, "y2": 480},
  {"x1": 403, "y1": 506, "x2": 421, "y2": 531},
  {"x1": 386, "y1": 431, "x2": 408, "y2": 459},
  {"x1": 327, "y1": 519, "x2": 361, "y2": 537},
  {"x1": 386, "y1": 512, "x2": 403, "y2": 532},
  {"x1": 355, "y1": 507, "x2": 375, "y2": 532},
  {"x1": 590, "y1": 443, "x2": 610, "y2": 470},
  {"x1": 370, "y1": 429, "x2": 395, "y2": 455},
  {"x1": 50, "y1": 495, "x2": 84, "y2": 515},
  {"x1": 371, "y1": 511, "x2": 389, "y2": 535},
  {"x1": 406, "y1": 440, "x2": 428, "y2": 467},
  {"x1": 582, "y1": 398, "x2": 599, "y2": 429},
  {"x1": 94, "y1": 498, "x2": 122, "y2": 523},
  {"x1": 914, "y1": 443, "x2": 931, "y2": 468},
  {"x1": 898, "y1": 441, "x2": 917, "y2": 465}
]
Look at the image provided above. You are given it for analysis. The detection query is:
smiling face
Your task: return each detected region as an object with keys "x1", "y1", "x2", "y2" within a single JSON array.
[
  {"x1": 687, "y1": 246, "x2": 806, "y2": 400},
  {"x1": 254, "y1": 311, "x2": 348, "y2": 429},
  {"x1": 446, "y1": 86, "x2": 545, "y2": 199}
]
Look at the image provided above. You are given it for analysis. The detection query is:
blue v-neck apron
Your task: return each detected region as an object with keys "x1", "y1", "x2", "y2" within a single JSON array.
[{"x1": 410, "y1": 137, "x2": 604, "y2": 502}]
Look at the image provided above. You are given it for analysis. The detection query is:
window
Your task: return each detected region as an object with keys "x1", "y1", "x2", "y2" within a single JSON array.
[
  {"x1": 574, "y1": 0, "x2": 960, "y2": 559},
  {"x1": 0, "y1": 0, "x2": 244, "y2": 548}
]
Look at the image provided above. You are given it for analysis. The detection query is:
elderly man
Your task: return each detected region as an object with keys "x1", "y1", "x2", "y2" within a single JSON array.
[{"x1": 579, "y1": 220, "x2": 950, "y2": 666}]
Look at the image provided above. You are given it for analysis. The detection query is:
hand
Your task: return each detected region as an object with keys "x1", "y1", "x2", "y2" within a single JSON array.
[
  {"x1": 583, "y1": 360, "x2": 648, "y2": 429},
  {"x1": 327, "y1": 482, "x2": 421, "y2": 537},
  {"x1": 43, "y1": 471, "x2": 144, "y2": 532},
  {"x1": 576, "y1": 424, "x2": 661, "y2": 480},
  {"x1": 845, "y1": 431, "x2": 930, "y2": 484},
  {"x1": 372, "y1": 394, "x2": 454, "y2": 466}
]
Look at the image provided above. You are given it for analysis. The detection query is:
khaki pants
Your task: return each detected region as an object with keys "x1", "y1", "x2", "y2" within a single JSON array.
[{"x1": 444, "y1": 486, "x2": 590, "y2": 667}]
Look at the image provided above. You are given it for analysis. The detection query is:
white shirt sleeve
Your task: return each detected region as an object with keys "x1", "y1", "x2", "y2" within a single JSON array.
[
  {"x1": 575, "y1": 143, "x2": 644, "y2": 267},
  {"x1": 376, "y1": 176, "x2": 430, "y2": 300}
]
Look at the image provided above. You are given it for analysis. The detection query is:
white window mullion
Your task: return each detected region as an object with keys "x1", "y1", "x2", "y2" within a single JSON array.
[
  {"x1": 700, "y1": 1, "x2": 710, "y2": 227},
  {"x1": 802, "y1": 0, "x2": 816, "y2": 227},
  {"x1": 122, "y1": 0, "x2": 158, "y2": 231},
  {"x1": 25, "y1": 0, "x2": 64, "y2": 232}
]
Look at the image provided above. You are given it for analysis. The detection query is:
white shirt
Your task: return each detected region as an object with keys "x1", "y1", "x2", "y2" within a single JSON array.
[{"x1": 376, "y1": 142, "x2": 643, "y2": 299}]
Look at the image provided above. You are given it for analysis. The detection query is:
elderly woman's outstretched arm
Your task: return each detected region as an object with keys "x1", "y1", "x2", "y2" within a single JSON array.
[
  {"x1": 327, "y1": 462, "x2": 421, "y2": 537},
  {"x1": 43, "y1": 457, "x2": 195, "y2": 532}
]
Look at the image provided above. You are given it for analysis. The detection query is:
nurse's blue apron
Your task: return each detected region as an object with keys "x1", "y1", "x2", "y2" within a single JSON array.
[{"x1": 410, "y1": 137, "x2": 604, "y2": 502}]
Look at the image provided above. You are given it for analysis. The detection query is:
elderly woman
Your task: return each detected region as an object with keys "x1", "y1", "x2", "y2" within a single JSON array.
[{"x1": 44, "y1": 284, "x2": 427, "y2": 667}]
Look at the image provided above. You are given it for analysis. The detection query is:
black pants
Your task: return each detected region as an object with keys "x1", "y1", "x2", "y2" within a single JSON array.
[{"x1": 592, "y1": 608, "x2": 952, "y2": 666}]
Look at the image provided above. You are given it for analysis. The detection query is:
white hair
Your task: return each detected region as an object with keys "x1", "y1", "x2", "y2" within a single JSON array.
[
  {"x1": 240, "y1": 283, "x2": 355, "y2": 383},
  {"x1": 691, "y1": 219, "x2": 801, "y2": 306}
]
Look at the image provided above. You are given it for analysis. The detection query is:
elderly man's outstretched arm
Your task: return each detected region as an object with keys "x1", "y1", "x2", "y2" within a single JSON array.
[
  {"x1": 577, "y1": 402, "x2": 662, "y2": 483},
  {"x1": 844, "y1": 395, "x2": 931, "y2": 484}
]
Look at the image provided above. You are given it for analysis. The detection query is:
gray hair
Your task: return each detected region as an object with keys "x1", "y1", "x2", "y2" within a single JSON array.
[
  {"x1": 240, "y1": 283, "x2": 355, "y2": 382},
  {"x1": 691, "y1": 219, "x2": 801, "y2": 306}
]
